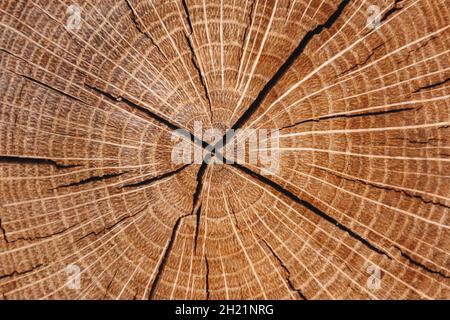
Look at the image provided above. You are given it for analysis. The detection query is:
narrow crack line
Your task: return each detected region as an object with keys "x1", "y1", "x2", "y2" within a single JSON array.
[
  {"x1": 242, "y1": 0, "x2": 255, "y2": 47},
  {"x1": 4, "y1": 220, "x2": 80, "y2": 244},
  {"x1": 126, "y1": 0, "x2": 212, "y2": 122},
  {"x1": 336, "y1": 41, "x2": 387, "y2": 78},
  {"x1": 232, "y1": 163, "x2": 392, "y2": 258},
  {"x1": 193, "y1": 162, "x2": 209, "y2": 253},
  {"x1": 16, "y1": 72, "x2": 86, "y2": 105},
  {"x1": 183, "y1": 39, "x2": 214, "y2": 120},
  {"x1": 401, "y1": 35, "x2": 437, "y2": 64},
  {"x1": 194, "y1": 204, "x2": 203, "y2": 253},
  {"x1": 0, "y1": 155, "x2": 79, "y2": 169},
  {"x1": 393, "y1": 246, "x2": 449, "y2": 279},
  {"x1": 215, "y1": 0, "x2": 351, "y2": 150},
  {"x1": 124, "y1": 0, "x2": 168, "y2": 60},
  {"x1": 315, "y1": 166, "x2": 450, "y2": 210},
  {"x1": 102, "y1": 269, "x2": 119, "y2": 299},
  {"x1": 121, "y1": 164, "x2": 190, "y2": 189},
  {"x1": 205, "y1": 255, "x2": 210, "y2": 300},
  {"x1": 75, "y1": 204, "x2": 148, "y2": 244},
  {"x1": 0, "y1": 218, "x2": 9, "y2": 243},
  {"x1": 145, "y1": 150, "x2": 212, "y2": 299},
  {"x1": 0, "y1": 263, "x2": 45, "y2": 281},
  {"x1": 0, "y1": 48, "x2": 28, "y2": 63},
  {"x1": 180, "y1": 0, "x2": 213, "y2": 120},
  {"x1": 127, "y1": 0, "x2": 214, "y2": 123},
  {"x1": 281, "y1": 107, "x2": 415, "y2": 130},
  {"x1": 84, "y1": 83, "x2": 212, "y2": 151},
  {"x1": 260, "y1": 239, "x2": 307, "y2": 300},
  {"x1": 53, "y1": 171, "x2": 128, "y2": 190},
  {"x1": 380, "y1": 0, "x2": 404, "y2": 23},
  {"x1": 147, "y1": 158, "x2": 210, "y2": 299},
  {"x1": 84, "y1": 83, "x2": 180, "y2": 131},
  {"x1": 181, "y1": 0, "x2": 194, "y2": 34},
  {"x1": 1, "y1": 49, "x2": 86, "y2": 105},
  {"x1": 413, "y1": 77, "x2": 450, "y2": 93},
  {"x1": 148, "y1": 213, "x2": 190, "y2": 300},
  {"x1": 4, "y1": 203, "x2": 146, "y2": 243},
  {"x1": 339, "y1": 49, "x2": 376, "y2": 76}
]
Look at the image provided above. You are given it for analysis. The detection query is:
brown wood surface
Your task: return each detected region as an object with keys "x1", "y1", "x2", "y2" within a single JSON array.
[{"x1": 0, "y1": 0, "x2": 449, "y2": 299}]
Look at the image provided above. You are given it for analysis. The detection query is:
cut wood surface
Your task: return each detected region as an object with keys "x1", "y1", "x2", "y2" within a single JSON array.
[{"x1": 0, "y1": 0, "x2": 449, "y2": 299}]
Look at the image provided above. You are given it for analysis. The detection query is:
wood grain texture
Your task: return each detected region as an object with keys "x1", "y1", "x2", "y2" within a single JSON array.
[{"x1": 0, "y1": 0, "x2": 449, "y2": 299}]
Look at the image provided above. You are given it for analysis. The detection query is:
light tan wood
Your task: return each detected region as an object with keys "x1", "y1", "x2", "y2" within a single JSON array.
[{"x1": 0, "y1": 0, "x2": 449, "y2": 299}]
